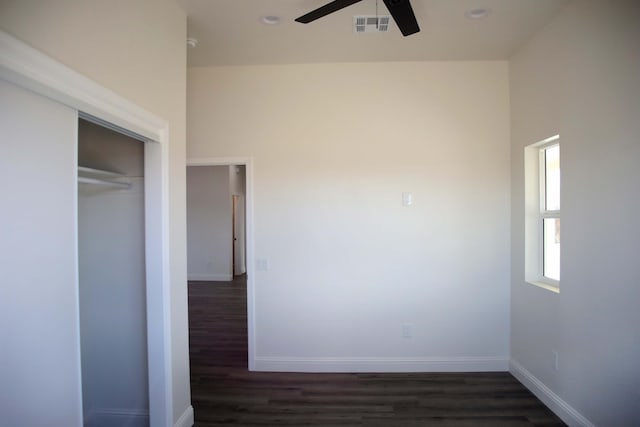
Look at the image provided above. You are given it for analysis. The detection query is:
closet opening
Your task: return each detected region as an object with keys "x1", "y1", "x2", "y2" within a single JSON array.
[{"x1": 77, "y1": 117, "x2": 149, "y2": 427}]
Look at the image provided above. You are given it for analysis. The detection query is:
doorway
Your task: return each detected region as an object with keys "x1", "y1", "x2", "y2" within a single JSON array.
[{"x1": 185, "y1": 158, "x2": 255, "y2": 369}]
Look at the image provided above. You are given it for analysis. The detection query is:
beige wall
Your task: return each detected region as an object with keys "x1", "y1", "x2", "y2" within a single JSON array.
[
  {"x1": 0, "y1": 0, "x2": 189, "y2": 424},
  {"x1": 188, "y1": 61, "x2": 511, "y2": 371},
  {"x1": 510, "y1": 0, "x2": 640, "y2": 425}
]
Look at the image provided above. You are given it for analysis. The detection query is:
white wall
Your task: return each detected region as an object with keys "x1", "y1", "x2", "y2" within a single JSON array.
[
  {"x1": 187, "y1": 166, "x2": 233, "y2": 281},
  {"x1": 0, "y1": 80, "x2": 80, "y2": 427},
  {"x1": 187, "y1": 61, "x2": 511, "y2": 371},
  {"x1": 0, "y1": 1, "x2": 190, "y2": 424},
  {"x1": 509, "y1": 1, "x2": 640, "y2": 425}
]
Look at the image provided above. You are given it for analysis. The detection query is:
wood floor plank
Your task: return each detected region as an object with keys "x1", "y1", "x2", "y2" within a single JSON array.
[{"x1": 189, "y1": 277, "x2": 566, "y2": 426}]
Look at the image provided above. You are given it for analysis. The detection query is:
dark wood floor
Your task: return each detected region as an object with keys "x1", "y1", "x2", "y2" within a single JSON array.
[{"x1": 188, "y1": 276, "x2": 566, "y2": 427}]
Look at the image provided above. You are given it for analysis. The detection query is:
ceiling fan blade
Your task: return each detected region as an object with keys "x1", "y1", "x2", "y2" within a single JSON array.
[
  {"x1": 295, "y1": 0, "x2": 363, "y2": 24},
  {"x1": 383, "y1": 0, "x2": 420, "y2": 36}
]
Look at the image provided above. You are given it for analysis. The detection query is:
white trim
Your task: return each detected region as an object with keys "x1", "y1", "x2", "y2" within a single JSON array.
[
  {"x1": 0, "y1": 31, "x2": 164, "y2": 141},
  {"x1": 187, "y1": 157, "x2": 250, "y2": 167},
  {"x1": 174, "y1": 406, "x2": 194, "y2": 427},
  {"x1": 510, "y1": 360, "x2": 595, "y2": 427},
  {"x1": 146, "y1": 127, "x2": 174, "y2": 427},
  {"x1": 186, "y1": 157, "x2": 256, "y2": 371},
  {"x1": 0, "y1": 30, "x2": 174, "y2": 427},
  {"x1": 85, "y1": 408, "x2": 149, "y2": 427},
  {"x1": 73, "y1": 113, "x2": 83, "y2": 427},
  {"x1": 535, "y1": 134, "x2": 561, "y2": 146},
  {"x1": 525, "y1": 280, "x2": 560, "y2": 294},
  {"x1": 254, "y1": 356, "x2": 509, "y2": 373},
  {"x1": 188, "y1": 273, "x2": 233, "y2": 282}
]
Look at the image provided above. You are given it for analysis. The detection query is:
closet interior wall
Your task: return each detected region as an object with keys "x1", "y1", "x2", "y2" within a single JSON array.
[{"x1": 77, "y1": 119, "x2": 148, "y2": 425}]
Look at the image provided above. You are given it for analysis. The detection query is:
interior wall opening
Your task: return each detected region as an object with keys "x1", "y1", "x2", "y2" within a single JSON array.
[
  {"x1": 77, "y1": 118, "x2": 150, "y2": 426},
  {"x1": 185, "y1": 161, "x2": 253, "y2": 371}
]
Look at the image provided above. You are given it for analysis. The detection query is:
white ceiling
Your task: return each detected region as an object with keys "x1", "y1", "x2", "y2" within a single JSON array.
[{"x1": 178, "y1": 0, "x2": 570, "y2": 67}]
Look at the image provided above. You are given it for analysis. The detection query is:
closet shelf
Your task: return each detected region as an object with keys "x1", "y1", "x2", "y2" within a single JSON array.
[{"x1": 78, "y1": 166, "x2": 131, "y2": 189}]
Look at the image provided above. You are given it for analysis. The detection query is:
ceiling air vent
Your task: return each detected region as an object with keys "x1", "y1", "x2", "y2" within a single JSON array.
[{"x1": 353, "y1": 15, "x2": 391, "y2": 33}]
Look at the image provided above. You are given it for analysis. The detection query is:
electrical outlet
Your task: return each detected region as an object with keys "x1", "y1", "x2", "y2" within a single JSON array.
[
  {"x1": 402, "y1": 323, "x2": 414, "y2": 338},
  {"x1": 552, "y1": 350, "x2": 559, "y2": 371}
]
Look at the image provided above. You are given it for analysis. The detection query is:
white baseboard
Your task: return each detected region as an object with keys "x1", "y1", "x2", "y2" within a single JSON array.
[
  {"x1": 510, "y1": 359, "x2": 595, "y2": 427},
  {"x1": 84, "y1": 408, "x2": 149, "y2": 427},
  {"x1": 175, "y1": 405, "x2": 194, "y2": 427},
  {"x1": 188, "y1": 273, "x2": 232, "y2": 281},
  {"x1": 253, "y1": 356, "x2": 509, "y2": 373}
]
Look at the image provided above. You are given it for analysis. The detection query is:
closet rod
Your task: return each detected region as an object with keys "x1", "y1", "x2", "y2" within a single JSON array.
[
  {"x1": 77, "y1": 166, "x2": 131, "y2": 189},
  {"x1": 78, "y1": 176, "x2": 131, "y2": 189}
]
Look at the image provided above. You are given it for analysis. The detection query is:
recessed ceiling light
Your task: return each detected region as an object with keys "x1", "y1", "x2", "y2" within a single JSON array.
[
  {"x1": 186, "y1": 37, "x2": 198, "y2": 48},
  {"x1": 465, "y1": 8, "x2": 491, "y2": 20},
  {"x1": 260, "y1": 16, "x2": 281, "y2": 25}
]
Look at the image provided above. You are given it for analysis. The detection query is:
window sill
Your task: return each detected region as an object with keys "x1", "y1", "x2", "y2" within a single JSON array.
[{"x1": 525, "y1": 280, "x2": 560, "y2": 294}]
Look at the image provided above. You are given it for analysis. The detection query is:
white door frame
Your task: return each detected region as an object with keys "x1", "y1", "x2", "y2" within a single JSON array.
[
  {"x1": 0, "y1": 31, "x2": 175, "y2": 426},
  {"x1": 186, "y1": 157, "x2": 256, "y2": 370}
]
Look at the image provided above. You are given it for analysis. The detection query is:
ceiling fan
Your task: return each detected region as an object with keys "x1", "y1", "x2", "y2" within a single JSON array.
[{"x1": 295, "y1": 0, "x2": 420, "y2": 37}]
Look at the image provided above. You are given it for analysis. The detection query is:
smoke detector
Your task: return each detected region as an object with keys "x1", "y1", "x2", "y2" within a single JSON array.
[
  {"x1": 465, "y1": 8, "x2": 491, "y2": 20},
  {"x1": 353, "y1": 15, "x2": 391, "y2": 33},
  {"x1": 260, "y1": 15, "x2": 281, "y2": 25},
  {"x1": 186, "y1": 37, "x2": 198, "y2": 48}
]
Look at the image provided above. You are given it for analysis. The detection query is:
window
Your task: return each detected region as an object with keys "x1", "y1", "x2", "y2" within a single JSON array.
[
  {"x1": 541, "y1": 144, "x2": 560, "y2": 281},
  {"x1": 525, "y1": 136, "x2": 560, "y2": 291}
]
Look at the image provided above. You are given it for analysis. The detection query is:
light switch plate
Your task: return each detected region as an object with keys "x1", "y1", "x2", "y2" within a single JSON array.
[{"x1": 402, "y1": 323, "x2": 414, "y2": 338}]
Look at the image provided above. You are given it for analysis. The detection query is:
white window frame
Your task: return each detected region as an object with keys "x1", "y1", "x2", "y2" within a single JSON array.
[{"x1": 525, "y1": 135, "x2": 560, "y2": 292}]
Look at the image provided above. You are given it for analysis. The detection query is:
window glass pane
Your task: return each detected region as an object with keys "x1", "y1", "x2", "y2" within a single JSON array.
[
  {"x1": 545, "y1": 145, "x2": 560, "y2": 211},
  {"x1": 543, "y1": 218, "x2": 560, "y2": 280}
]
